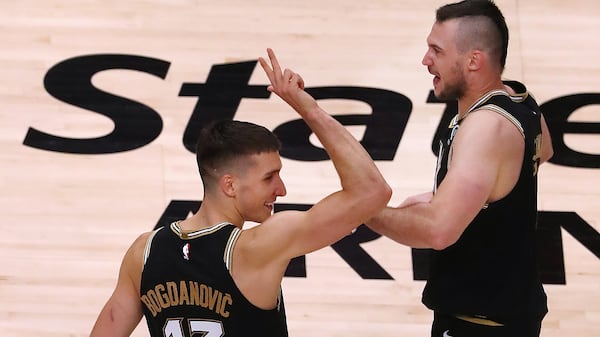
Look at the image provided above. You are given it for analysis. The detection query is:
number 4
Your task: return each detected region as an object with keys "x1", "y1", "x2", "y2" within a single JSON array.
[{"x1": 164, "y1": 318, "x2": 225, "y2": 337}]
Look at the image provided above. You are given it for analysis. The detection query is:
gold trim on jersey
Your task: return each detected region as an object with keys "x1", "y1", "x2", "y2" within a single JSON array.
[
  {"x1": 455, "y1": 314, "x2": 504, "y2": 327},
  {"x1": 466, "y1": 87, "x2": 530, "y2": 113},
  {"x1": 143, "y1": 227, "x2": 163, "y2": 268},
  {"x1": 461, "y1": 88, "x2": 526, "y2": 138},
  {"x1": 508, "y1": 90, "x2": 528, "y2": 103},
  {"x1": 477, "y1": 104, "x2": 525, "y2": 138},
  {"x1": 169, "y1": 221, "x2": 233, "y2": 240},
  {"x1": 465, "y1": 89, "x2": 509, "y2": 116},
  {"x1": 224, "y1": 227, "x2": 241, "y2": 272},
  {"x1": 503, "y1": 81, "x2": 533, "y2": 103}
]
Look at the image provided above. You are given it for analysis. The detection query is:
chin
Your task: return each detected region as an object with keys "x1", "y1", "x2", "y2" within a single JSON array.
[
  {"x1": 252, "y1": 212, "x2": 272, "y2": 224},
  {"x1": 435, "y1": 91, "x2": 456, "y2": 102}
]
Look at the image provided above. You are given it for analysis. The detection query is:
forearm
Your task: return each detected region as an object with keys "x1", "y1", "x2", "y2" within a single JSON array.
[
  {"x1": 90, "y1": 300, "x2": 141, "y2": 337},
  {"x1": 367, "y1": 203, "x2": 440, "y2": 249},
  {"x1": 304, "y1": 107, "x2": 388, "y2": 192},
  {"x1": 258, "y1": 48, "x2": 389, "y2": 202}
]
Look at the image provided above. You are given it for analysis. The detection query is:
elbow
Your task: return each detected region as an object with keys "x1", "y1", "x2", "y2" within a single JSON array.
[
  {"x1": 380, "y1": 182, "x2": 393, "y2": 205},
  {"x1": 541, "y1": 144, "x2": 554, "y2": 163},
  {"x1": 429, "y1": 235, "x2": 456, "y2": 251},
  {"x1": 370, "y1": 179, "x2": 393, "y2": 209},
  {"x1": 355, "y1": 179, "x2": 392, "y2": 218},
  {"x1": 428, "y1": 226, "x2": 460, "y2": 251}
]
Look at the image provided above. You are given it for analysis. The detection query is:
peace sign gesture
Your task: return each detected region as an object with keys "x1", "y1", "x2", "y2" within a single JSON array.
[{"x1": 258, "y1": 48, "x2": 318, "y2": 118}]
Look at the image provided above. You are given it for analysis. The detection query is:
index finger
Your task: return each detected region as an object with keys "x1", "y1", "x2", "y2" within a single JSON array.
[
  {"x1": 259, "y1": 48, "x2": 283, "y2": 85},
  {"x1": 266, "y1": 48, "x2": 283, "y2": 79},
  {"x1": 258, "y1": 56, "x2": 275, "y2": 85}
]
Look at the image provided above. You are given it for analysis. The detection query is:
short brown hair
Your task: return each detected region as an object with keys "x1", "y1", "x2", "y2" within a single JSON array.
[
  {"x1": 195, "y1": 120, "x2": 281, "y2": 190},
  {"x1": 436, "y1": 0, "x2": 509, "y2": 70}
]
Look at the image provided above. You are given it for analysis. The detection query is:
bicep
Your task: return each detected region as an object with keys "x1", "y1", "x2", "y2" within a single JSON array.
[
  {"x1": 244, "y1": 191, "x2": 363, "y2": 264},
  {"x1": 431, "y1": 113, "x2": 515, "y2": 239}
]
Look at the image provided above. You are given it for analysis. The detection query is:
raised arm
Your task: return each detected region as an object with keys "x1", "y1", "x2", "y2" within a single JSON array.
[{"x1": 236, "y1": 48, "x2": 391, "y2": 266}]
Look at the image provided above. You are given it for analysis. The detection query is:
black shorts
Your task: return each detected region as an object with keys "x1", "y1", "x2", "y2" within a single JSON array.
[{"x1": 431, "y1": 311, "x2": 545, "y2": 337}]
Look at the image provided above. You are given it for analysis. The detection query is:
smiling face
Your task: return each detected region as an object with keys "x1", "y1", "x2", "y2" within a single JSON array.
[
  {"x1": 230, "y1": 151, "x2": 287, "y2": 223},
  {"x1": 422, "y1": 19, "x2": 468, "y2": 101}
]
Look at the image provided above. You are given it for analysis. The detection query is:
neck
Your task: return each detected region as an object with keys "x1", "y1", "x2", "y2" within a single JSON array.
[
  {"x1": 457, "y1": 77, "x2": 505, "y2": 117},
  {"x1": 180, "y1": 197, "x2": 244, "y2": 231}
]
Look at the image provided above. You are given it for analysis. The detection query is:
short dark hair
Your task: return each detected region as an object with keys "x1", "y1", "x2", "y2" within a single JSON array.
[
  {"x1": 195, "y1": 120, "x2": 281, "y2": 190},
  {"x1": 436, "y1": 0, "x2": 509, "y2": 70}
]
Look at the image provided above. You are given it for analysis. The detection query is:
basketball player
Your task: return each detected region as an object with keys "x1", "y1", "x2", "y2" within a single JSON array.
[
  {"x1": 89, "y1": 48, "x2": 391, "y2": 337},
  {"x1": 365, "y1": 1, "x2": 553, "y2": 336}
]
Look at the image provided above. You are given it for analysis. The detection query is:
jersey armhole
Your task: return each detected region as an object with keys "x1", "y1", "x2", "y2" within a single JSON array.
[
  {"x1": 142, "y1": 227, "x2": 163, "y2": 270},
  {"x1": 477, "y1": 104, "x2": 525, "y2": 138},
  {"x1": 223, "y1": 227, "x2": 242, "y2": 272}
]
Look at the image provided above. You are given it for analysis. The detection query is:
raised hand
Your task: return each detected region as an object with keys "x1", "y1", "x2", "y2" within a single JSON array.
[{"x1": 258, "y1": 48, "x2": 319, "y2": 117}]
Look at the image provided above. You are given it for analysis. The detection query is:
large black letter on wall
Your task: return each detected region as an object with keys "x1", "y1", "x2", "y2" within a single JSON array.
[
  {"x1": 179, "y1": 61, "x2": 271, "y2": 153},
  {"x1": 541, "y1": 93, "x2": 600, "y2": 168},
  {"x1": 331, "y1": 224, "x2": 393, "y2": 280},
  {"x1": 25, "y1": 54, "x2": 169, "y2": 154},
  {"x1": 274, "y1": 87, "x2": 412, "y2": 161}
]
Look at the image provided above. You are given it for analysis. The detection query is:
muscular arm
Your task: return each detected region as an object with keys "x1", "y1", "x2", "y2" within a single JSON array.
[
  {"x1": 367, "y1": 109, "x2": 524, "y2": 250},
  {"x1": 251, "y1": 48, "x2": 391, "y2": 256},
  {"x1": 89, "y1": 234, "x2": 147, "y2": 337},
  {"x1": 230, "y1": 49, "x2": 391, "y2": 308}
]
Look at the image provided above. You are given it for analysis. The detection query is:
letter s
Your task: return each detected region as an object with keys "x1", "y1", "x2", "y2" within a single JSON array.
[{"x1": 24, "y1": 54, "x2": 169, "y2": 154}]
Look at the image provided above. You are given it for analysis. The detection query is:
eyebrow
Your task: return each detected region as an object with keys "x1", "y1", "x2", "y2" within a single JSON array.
[
  {"x1": 429, "y1": 42, "x2": 441, "y2": 49},
  {"x1": 263, "y1": 168, "x2": 281, "y2": 178}
]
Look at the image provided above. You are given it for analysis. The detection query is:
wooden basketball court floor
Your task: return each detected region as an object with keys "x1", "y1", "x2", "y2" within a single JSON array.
[{"x1": 1, "y1": 0, "x2": 598, "y2": 336}]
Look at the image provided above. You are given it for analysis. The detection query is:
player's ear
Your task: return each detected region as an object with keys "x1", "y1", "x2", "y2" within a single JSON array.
[
  {"x1": 467, "y1": 50, "x2": 483, "y2": 71},
  {"x1": 220, "y1": 174, "x2": 236, "y2": 197}
]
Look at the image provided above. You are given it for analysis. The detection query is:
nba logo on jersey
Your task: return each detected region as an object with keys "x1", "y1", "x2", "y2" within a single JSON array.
[{"x1": 182, "y1": 243, "x2": 190, "y2": 260}]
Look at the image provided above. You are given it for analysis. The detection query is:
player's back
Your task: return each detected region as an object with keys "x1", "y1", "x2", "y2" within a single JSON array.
[{"x1": 140, "y1": 221, "x2": 288, "y2": 337}]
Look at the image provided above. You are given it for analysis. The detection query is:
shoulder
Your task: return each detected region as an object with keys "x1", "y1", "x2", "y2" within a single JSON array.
[
  {"x1": 122, "y1": 230, "x2": 159, "y2": 269},
  {"x1": 454, "y1": 108, "x2": 524, "y2": 161},
  {"x1": 131, "y1": 230, "x2": 157, "y2": 252},
  {"x1": 234, "y1": 210, "x2": 306, "y2": 263},
  {"x1": 463, "y1": 107, "x2": 519, "y2": 133},
  {"x1": 468, "y1": 95, "x2": 528, "y2": 139},
  {"x1": 238, "y1": 211, "x2": 305, "y2": 246}
]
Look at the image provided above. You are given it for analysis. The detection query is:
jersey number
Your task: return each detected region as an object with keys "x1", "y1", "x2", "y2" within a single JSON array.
[{"x1": 164, "y1": 318, "x2": 225, "y2": 337}]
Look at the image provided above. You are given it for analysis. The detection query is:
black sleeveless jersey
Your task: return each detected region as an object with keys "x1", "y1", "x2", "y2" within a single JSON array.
[
  {"x1": 422, "y1": 81, "x2": 548, "y2": 319},
  {"x1": 140, "y1": 221, "x2": 288, "y2": 337}
]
